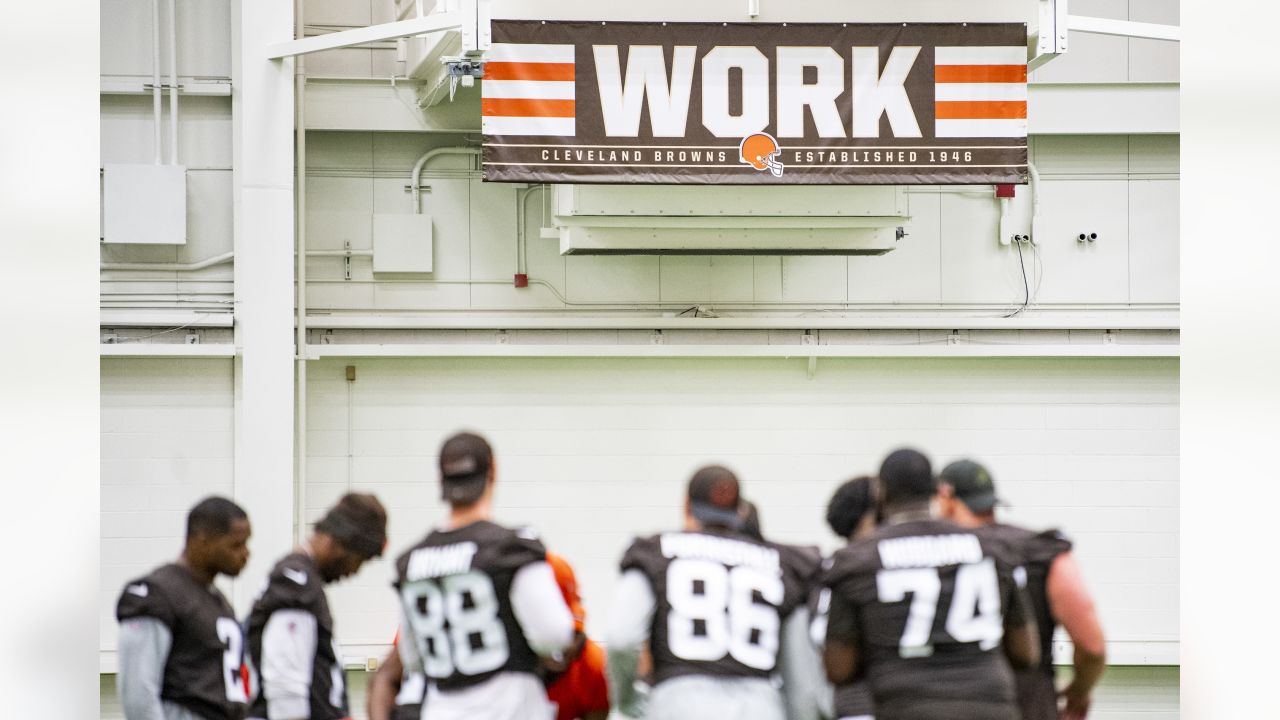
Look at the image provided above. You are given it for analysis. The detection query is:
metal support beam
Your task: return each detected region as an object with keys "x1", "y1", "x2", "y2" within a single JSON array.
[
  {"x1": 1028, "y1": 0, "x2": 1069, "y2": 71},
  {"x1": 231, "y1": 0, "x2": 296, "y2": 614},
  {"x1": 266, "y1": 12, "x2": 462, "y2": 59},
  {"x1": 1067, "y1": 15, "x2": 1181, "y2": 42}
]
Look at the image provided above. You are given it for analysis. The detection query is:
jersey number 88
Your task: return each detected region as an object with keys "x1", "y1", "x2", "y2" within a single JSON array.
[{"x1": 401, "y1": 572, "x2": 510, "y2": 678}]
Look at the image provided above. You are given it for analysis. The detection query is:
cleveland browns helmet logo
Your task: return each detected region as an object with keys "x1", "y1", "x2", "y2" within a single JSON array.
[{"x1": 739, "y1": 132, "x2": 784, "y2": 177}]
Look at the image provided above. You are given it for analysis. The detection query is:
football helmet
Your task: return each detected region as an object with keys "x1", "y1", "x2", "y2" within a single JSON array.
[{"x1": 739, "y1": 132, "x2": 784, "y2": 177}]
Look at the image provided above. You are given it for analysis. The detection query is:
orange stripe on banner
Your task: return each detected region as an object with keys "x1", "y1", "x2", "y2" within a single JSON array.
[
  {"x1": 484, "y1": 62, "x2": 575, "y2": 82},
  {"x1": 935, "y1": 65, "x2": 1027, "y2": 83},
  {"x1": 482, "y1": 98, "x2": 577, "y2": 118},
  {"x1": 935, "y1": 101, "x2": 1027, "y2": 120}
]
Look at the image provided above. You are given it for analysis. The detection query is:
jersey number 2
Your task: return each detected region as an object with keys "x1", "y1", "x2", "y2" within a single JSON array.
[
  {"x1": 666, "y1": 559, "x2": 784, "y2": 671},
  {"x1": 401, "y1": 572, "x2": 510, "y2": 678},
  {"x1": 875, "y1": 558, "x2": 1004, "y2": 658},
  {"x1": 215, "y1": 617, "x2": 249, "y2": 703}
]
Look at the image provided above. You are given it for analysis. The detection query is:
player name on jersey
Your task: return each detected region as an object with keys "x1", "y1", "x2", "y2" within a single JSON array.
[
  {"x1": 404, "y1": 541, "x2": 479, "y2": 580},
  {"x1": 660, "y1": 532, "x2": 781, "y2": 572},
  {"x1": 878, "y1": 533, "x2": 984, "y2": 569}
]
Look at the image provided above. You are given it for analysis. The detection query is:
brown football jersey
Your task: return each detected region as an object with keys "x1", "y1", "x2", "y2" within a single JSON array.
[
  {"x1": 620, "y1": 528, "x2": 819, "y2": 685},
  {"x1": 822, "y1": 519, "x2": 1033, "y2": 720},
  {"x1": 246, "y1": 552, "x2": 349, "y2": 720},
  {"x1": 116, "y1": 563, "x2": 249, "y2": 719},
  {"x1": 977, "y1": 523, "x2": 1073, "y2": 720},
  {"x1": 393, "y1": 520, "x2": 548, "y2": 691}
]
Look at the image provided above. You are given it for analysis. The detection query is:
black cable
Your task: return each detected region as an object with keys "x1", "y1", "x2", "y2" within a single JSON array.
[{"x1": 1004, "y1": 239, "x2": 1031, "y2": 318}]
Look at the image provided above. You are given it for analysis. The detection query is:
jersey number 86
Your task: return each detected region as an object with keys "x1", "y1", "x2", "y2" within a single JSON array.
[{"x1": 666, "y1": 559, "x2": 785, "y2": 671}]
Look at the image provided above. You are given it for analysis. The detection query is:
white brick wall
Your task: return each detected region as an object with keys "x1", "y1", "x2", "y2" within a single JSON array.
[
  {"x1": 100, "y1": 358, "x2": 235, "y2": 654},
  {"x1": 303, "y1": 356, "x2": 1179, "y2": 664}
]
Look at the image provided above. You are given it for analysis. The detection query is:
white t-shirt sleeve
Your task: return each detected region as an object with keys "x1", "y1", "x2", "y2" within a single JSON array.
[
  {"x1": 606, "y1": 568, "x2": 655, "y2": 651},
  {"x1": 260, "y1": 609, "x2": 317, "y2": 720},
  {"x1": 116, "y1": 616, "x2": 172, "y2": 720},
  {"x1": 509, "y1": 561, "x2": 575, "y2": 658},
  {"x1": 605, "y1": 569, "x2": 656, "y2": 718},
  {"x1": 779, "y1": 605, "x2": 833, "y2": 720}
]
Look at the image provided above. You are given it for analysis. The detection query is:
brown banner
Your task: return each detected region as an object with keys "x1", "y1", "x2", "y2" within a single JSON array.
[{"x1": 481, "y1": 20, "x2": 1028, "y2": 185}]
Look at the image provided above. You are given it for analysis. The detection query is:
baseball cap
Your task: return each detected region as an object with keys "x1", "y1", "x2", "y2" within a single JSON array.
[
  {"x1": 940, "y1": 459, "x2": 1003, "y2": 514},
  {"x1": 546, "y1": 552, "x2": 586, "y2": 633},
  {"x1": 439, "y1": 432, "x2": 493, "y2": 504},
  {"x1": 687, "y1": 465, "x2": 745, "y2": 530}
]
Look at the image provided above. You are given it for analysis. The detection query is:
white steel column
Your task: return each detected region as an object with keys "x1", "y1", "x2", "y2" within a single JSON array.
[{"x1": 231, "y1": 0, "x2": 296, "y2": 613}]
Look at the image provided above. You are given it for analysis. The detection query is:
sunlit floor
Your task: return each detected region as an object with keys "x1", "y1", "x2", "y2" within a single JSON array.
[{"x1": 101, "y1": 666, "x2": 1179, "y2": 719}]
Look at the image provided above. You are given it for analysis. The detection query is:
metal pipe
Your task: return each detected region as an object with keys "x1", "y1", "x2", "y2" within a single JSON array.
[
  {"x1": 151, "y1": 0, "x2": 163, "y2": 164},
  {"x1": 411, "y1": 147, "x2": 481, "y2": 213},
  {"x1": 295, "y1": 0, "x2": 308, "y2": 545},
  {"x1": 101, "y1": 251, "x2": 234, "y2": 271},
  {"x1": 167, "y1": 0, "x2": 179, "y2": 164}
]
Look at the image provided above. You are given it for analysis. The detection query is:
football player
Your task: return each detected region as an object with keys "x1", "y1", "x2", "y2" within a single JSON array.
[
  {"x1": 116, "y1": 496, "x2": 252, "y2": 720},
  {"x1": 822, "y1": 449, "x2": 1040, "y2": 720},
  {"x1": 938, "y1": 459, "x2": 1106, "y2": 720},
  {"x1": 246, "y1": 492, "x2": 388, "y2": 720},
  {"x1": 605, "y1": 465, "x2": 820, "y2": 720},
  {"x1": 393, "y1": 431, "x2": 575, "y2": 720},
  {"x1": 810, "y1": 476, "x2": 882, "y2": 720},
  {"x1": 369, "y1": 552, "x2": 608, "y2": 720},
  {"x1": 543, "y1": 552, "x2": 610, "y2": 720},
  {"x1": 366, "y1": 634, "x2": 425, "y2": 720}
]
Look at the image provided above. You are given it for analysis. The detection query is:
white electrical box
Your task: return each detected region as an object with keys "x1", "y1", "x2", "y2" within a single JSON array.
[
  {"x1": 373, "y1": 213, "x2": 434, "y2": 272},
  {"x1": 102, "y1": 164, "x2": 187, "y2": 244}
]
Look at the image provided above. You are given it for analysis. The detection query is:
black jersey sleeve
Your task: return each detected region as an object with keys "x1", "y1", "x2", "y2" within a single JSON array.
[
  {"x1": 619, "y1": 535, "x2": 664, "y2": 576},
  {"x1": 474, "y1": 525, "x2": 548, "y2": 575},
  {"x1": 1024, "y1": 529, "x2": 1073, "y2": 565},
  {"x1": 777, "y1": 543, "x2": 824, "y2": 617},
  {"x1": 116, "y1": 575, "x2": 178, "y2": 629},
  {"x1": 825, "y1": 582, "x2": 862, "y2": 647},
  {"x1": 258, "y1": 556, "x2": 326, "y2": 612}
]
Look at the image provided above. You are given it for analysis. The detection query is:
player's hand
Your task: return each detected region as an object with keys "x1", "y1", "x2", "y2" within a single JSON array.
[{"x1": 1059, "y1": 682, "x2": 1092, "y2": 720}]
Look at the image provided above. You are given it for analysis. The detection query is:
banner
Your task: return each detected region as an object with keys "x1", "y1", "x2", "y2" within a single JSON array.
[{"x1": 481, "y1": 20, "x2": 1029, "y2": 185}]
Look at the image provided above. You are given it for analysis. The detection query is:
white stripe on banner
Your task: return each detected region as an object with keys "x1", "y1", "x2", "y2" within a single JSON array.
[
  {"x1": 482, "y1": 79, "x2": 576, "y2": 100},
  {"x1": 483, "y1": 115, "x2": 577, "y2": 136},
  {"x1": 935, "y1": 118, "x2": 1028, "y2": 138},
  {"x1": 934, "y1": 83, "x2": 1029, "y2": 101},
  {"x1": 485, "y1": 42, "x2": 575, "y2": 64},
  {"x1": 934, "y1": 46, "x2": 1027, "y2": 66}
]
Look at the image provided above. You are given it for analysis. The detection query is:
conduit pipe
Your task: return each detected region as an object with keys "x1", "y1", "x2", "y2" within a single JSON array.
[
  {"x1": 101, "y1": 251, "x2": 234, "y2": 272},
  {"x1": 151, "y1": 0, "x2": 163, "y2": 163},
  {"x1": 411, "y1": 147, "x2": 481, "y2": 213},
  {"x1": 167, "y1": 0, "x2": 179, "y2": 164}
]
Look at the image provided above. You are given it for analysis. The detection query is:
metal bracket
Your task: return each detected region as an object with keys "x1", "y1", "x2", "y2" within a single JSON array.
[
  {"x1": 266, "y1": 12, "x2": 464, "y2": 60},
  {"x1": 1067, "y1": 15, "x2": 1180, "y2": 42},
  {"x1": 343, "y1": 240, "x2": 352, "y2": 281},
  {"x1": 443, "y1": 57, "x2": 485, "y2": 101},
  {"x1": 1028, "y1": 0, "x2": 1069, "y2": 71}
]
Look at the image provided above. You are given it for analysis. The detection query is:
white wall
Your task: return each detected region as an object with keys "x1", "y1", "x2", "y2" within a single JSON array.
[
  {"x1": 303, "y1": 355, "x2": 1178, "y2": 664},
  {"x1": 297, "y1": 133, "x2": 1179, "y2": 315},
  {"x1": 100, "y1": 358, "x2": 235, "y2": 662}
]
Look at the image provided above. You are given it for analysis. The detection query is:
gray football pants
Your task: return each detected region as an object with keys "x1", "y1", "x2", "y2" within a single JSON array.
[{"x1": 643, "y1": 676, "x2": 786, "y2": 720}]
